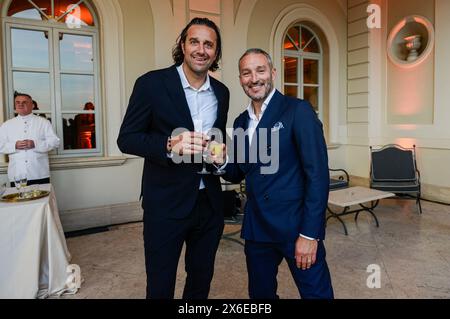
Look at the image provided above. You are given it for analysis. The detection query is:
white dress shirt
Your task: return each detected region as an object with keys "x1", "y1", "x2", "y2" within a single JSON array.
[
  {"x1": 246, "y1": 90, "x2": 316, "y2": 241},
  {"x1": 0, "y1": 114, "x2": 60, "y2": 182},
  {"x1": 246, "y1": 89, "x2": 276, "y2": 146},
  {"x1": 177, "y1": 64, "x2": 218, "y2": 190}
]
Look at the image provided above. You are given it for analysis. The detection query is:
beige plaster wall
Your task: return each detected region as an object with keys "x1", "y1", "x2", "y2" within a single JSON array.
[
  {"x1": 386, "y1": 0, "x2": 435, "y2": 125},
  {"x1": 118, "y1": 0, "x2": 155, "y2": 97}
]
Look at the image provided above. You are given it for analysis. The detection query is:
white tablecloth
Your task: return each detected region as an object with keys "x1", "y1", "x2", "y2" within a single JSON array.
[{"x1": 0, "y1": 184, "x2": 79, "y2": 299}]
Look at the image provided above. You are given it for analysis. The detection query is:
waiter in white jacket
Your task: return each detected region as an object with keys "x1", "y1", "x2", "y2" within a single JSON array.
[{"x1": 0, "y1": 93, "x2": 60, "y2": 186}]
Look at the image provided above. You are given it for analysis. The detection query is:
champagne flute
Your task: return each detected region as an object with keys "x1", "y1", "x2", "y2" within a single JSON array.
[
  {"x1": 193, "y1": 119, "x2": 211, "y2": 175},
  {"x1": 14, "y1": 176, "x2": 22, "y2": 198},
  {"x1": 20, "y1": 176, "x2": 28, "y2": 197},
  {"x1": 197, "y1": 134, "x2": 211, "y2": 175},
  {"x1": 210, "y1": 143, "x2": 226, "y2": 176}
]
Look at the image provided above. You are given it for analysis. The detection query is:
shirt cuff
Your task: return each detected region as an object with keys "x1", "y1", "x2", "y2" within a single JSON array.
[{"x1": 299, "y1": 234, "x2": 317, "y2": 241}]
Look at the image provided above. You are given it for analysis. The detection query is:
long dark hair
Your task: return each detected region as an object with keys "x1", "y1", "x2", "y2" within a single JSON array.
[{"x1": 172, "y1": 17, "x2": 222, "y2": 72}]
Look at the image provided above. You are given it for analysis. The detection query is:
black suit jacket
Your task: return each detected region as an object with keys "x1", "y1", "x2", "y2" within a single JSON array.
[{"x1": 117, "y1": 65, "x2": 230, "y2": 219}]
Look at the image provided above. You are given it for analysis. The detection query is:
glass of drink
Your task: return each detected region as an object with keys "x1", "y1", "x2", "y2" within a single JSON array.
[
  {"x1": 20, "y1": 176, "x2": 28, "y2": 197},
  {"x1": 14, "y1": 176, "x2": 22, "y2": 198},
  {"x1": 198, "y1": 139, "x2": 212, "y2": 175},
  {"x1": 197, "y1": 128, "x2": 212, "y2": 175},
  {"x1": 209, "y1": 142, "x2": 226, "y2": 176}
]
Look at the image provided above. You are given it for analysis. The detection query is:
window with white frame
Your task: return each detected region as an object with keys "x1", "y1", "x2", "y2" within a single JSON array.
[
  {"x1": 283, "y1": 24, "x2": 323, "y2": 120},
  {"x1": 3, "y1": 0, "x2": 102, "y2": 156}
]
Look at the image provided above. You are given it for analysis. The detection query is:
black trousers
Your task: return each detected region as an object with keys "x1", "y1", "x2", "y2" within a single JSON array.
[
  {"x1": 143, "y1": 190, "x2": 224, "y2": 299},
  {"x1": 10, "y1": 177, "x2": 50, "y2": 188}
]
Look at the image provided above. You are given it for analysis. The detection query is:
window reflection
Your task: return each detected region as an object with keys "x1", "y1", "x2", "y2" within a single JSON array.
[
  {"x1": 63, "y1": 106, "x2": 96, "y2": 150},
  {"x1": 61, "y1": 74, "x2": 94, "y2": 111},
  {"x1": 8, "y1": 0, "x2": 95, "y2": 26},
  {"x1": 8, "y1": 0, "x2": 50, "y2": 20},
  {"x1": 284, "y1": 57, "x2": 298, "y2": 84},
  {"x1": 284, "y1": 26, "x2": 321, "y2": 53},
  {"x1": 302, "y1": 27, "x2": 320, "y2": 53},
  {"x1": 303, "y1": 38, "x2": 320, "y2": 53},
  {"x1": 304, "y1": 87, "x2": 319, "y2": 111},
  {"x1": 284, "y1": 86, "x2": 298, "y2": 98},
  {"x1": 303, "y1": 59, "x2": 319, "y2": 84},
  {"x1": 32, "y1": 101, "x2": 50, "y2": 120},
  {"x1": 287, "y1": 26, "x2": 299, "y2": 50},
  {"x1": 13, "y1": 72, "x2": 51, "y2": 112},
  {"x1": 12, "y1": 28, "x2": 49, "y2": 69},
  {"x1": 60, "y1": 34, "x2": 93, "y2": 72},
  {"x1": 55, "y1": 1, "x2": 94, "y2": 26},
  {"x1": 43, "y1": 113, "x2": 52, "y2": 123}
]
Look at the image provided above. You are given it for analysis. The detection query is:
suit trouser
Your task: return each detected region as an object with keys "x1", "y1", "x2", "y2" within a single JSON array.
[
  {"x1": 143, "y1": 190, "x2": 224, "y2": 299},
  {"x1": 245, "y1": 240, "x2": 334, "y2": 299}
]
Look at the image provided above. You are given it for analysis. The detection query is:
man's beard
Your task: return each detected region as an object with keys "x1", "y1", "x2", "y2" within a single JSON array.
[{"x1": 244, "y1": 79, "x2": 273, "y2": 102}]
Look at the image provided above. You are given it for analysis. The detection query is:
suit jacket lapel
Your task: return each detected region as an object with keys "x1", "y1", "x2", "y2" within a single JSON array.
[
  {"x1": 163, "y1": 65, "x2": 195, "y2": 131},
  {"x1": 210, "y1": 79, "x2": 226, "y2": 132},
  {"x1": 233, "y1": 112, "x2": 251, "y2": 174},
  {"x1": 247, "y1": 90, "x2": 287, "y2": 175},
  {"x1": 256, "y1": 90, "x2": 286, "y2": 133}
]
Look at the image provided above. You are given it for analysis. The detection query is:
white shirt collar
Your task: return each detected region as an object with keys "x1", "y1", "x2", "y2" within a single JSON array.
[
  {"x1": 246, "y1": 89, "x2": 276, "y2": 121},
  {"x1": 177, "y1": 64, "x2": 212, "y2": 92},
  {"x1": 18, "y1": 113, "x2": 34, "y2": 121}
]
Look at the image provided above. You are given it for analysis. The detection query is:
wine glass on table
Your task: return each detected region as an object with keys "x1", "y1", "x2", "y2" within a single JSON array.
[
  {"x1": 14, "y1": 175, "x2": 24, "y2": 199},
  {"x1": 20, "y1": 176, "x2": 28, "y2": 197}
]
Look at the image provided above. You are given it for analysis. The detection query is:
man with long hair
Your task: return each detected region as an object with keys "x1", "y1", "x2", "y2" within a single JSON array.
[{"x1": 117, "y1": 18, "x2": 229, "y2": 299}]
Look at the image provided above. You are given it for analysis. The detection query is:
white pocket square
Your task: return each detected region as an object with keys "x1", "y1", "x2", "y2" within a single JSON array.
[{"x1": 272, "y1": 122, "x2": 285, "y2": 132}]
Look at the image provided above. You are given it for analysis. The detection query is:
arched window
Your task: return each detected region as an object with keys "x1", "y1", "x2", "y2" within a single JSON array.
[
  {"x1": 3, "y1": 0, "x2": 102, "y2": 156},
  {"x1": 283, "y1": 24, "x2": 323, "y2": 120}
]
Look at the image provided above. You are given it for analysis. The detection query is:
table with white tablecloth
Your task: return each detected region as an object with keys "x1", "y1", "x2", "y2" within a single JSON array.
[{"x1": 0, "y1": 184, "x2": 79, "y2": 299}]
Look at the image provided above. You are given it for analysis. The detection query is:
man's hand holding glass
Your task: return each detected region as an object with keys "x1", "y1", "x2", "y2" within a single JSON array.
[
  {"x1": 167, "y1": 131, "x2": 208, "y2": 156},
  {"x1": 208, "y1": 141, "x2": 227, "y2": 175}
]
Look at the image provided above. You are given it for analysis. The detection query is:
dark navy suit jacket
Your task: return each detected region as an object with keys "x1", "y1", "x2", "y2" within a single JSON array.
[
  {"x1": 224, "y1": 90, "x2": 329, "y2": 242},
  {"x1": 117, "y1": 65, "x2": 229, "y2": 219}
]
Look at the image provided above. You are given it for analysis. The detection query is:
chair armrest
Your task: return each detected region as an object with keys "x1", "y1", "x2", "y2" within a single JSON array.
[{"x1": 329, "y1": 168, "x2": 350, "y2": 182}]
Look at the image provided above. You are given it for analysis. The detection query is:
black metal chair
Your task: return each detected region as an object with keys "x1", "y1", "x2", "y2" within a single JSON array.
[
  {"x1": 327, "y1": 168, "x2": 351, "y2": 234},
  {"x1": 221, "y1": 181, "x2": 245, "y2": 246},
  {"x1": 329, "y1": 168, "x2": 350, "y2": 190},
  {"x1": 369, "y1": 144, "x2": 422, "y2": 214}
]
